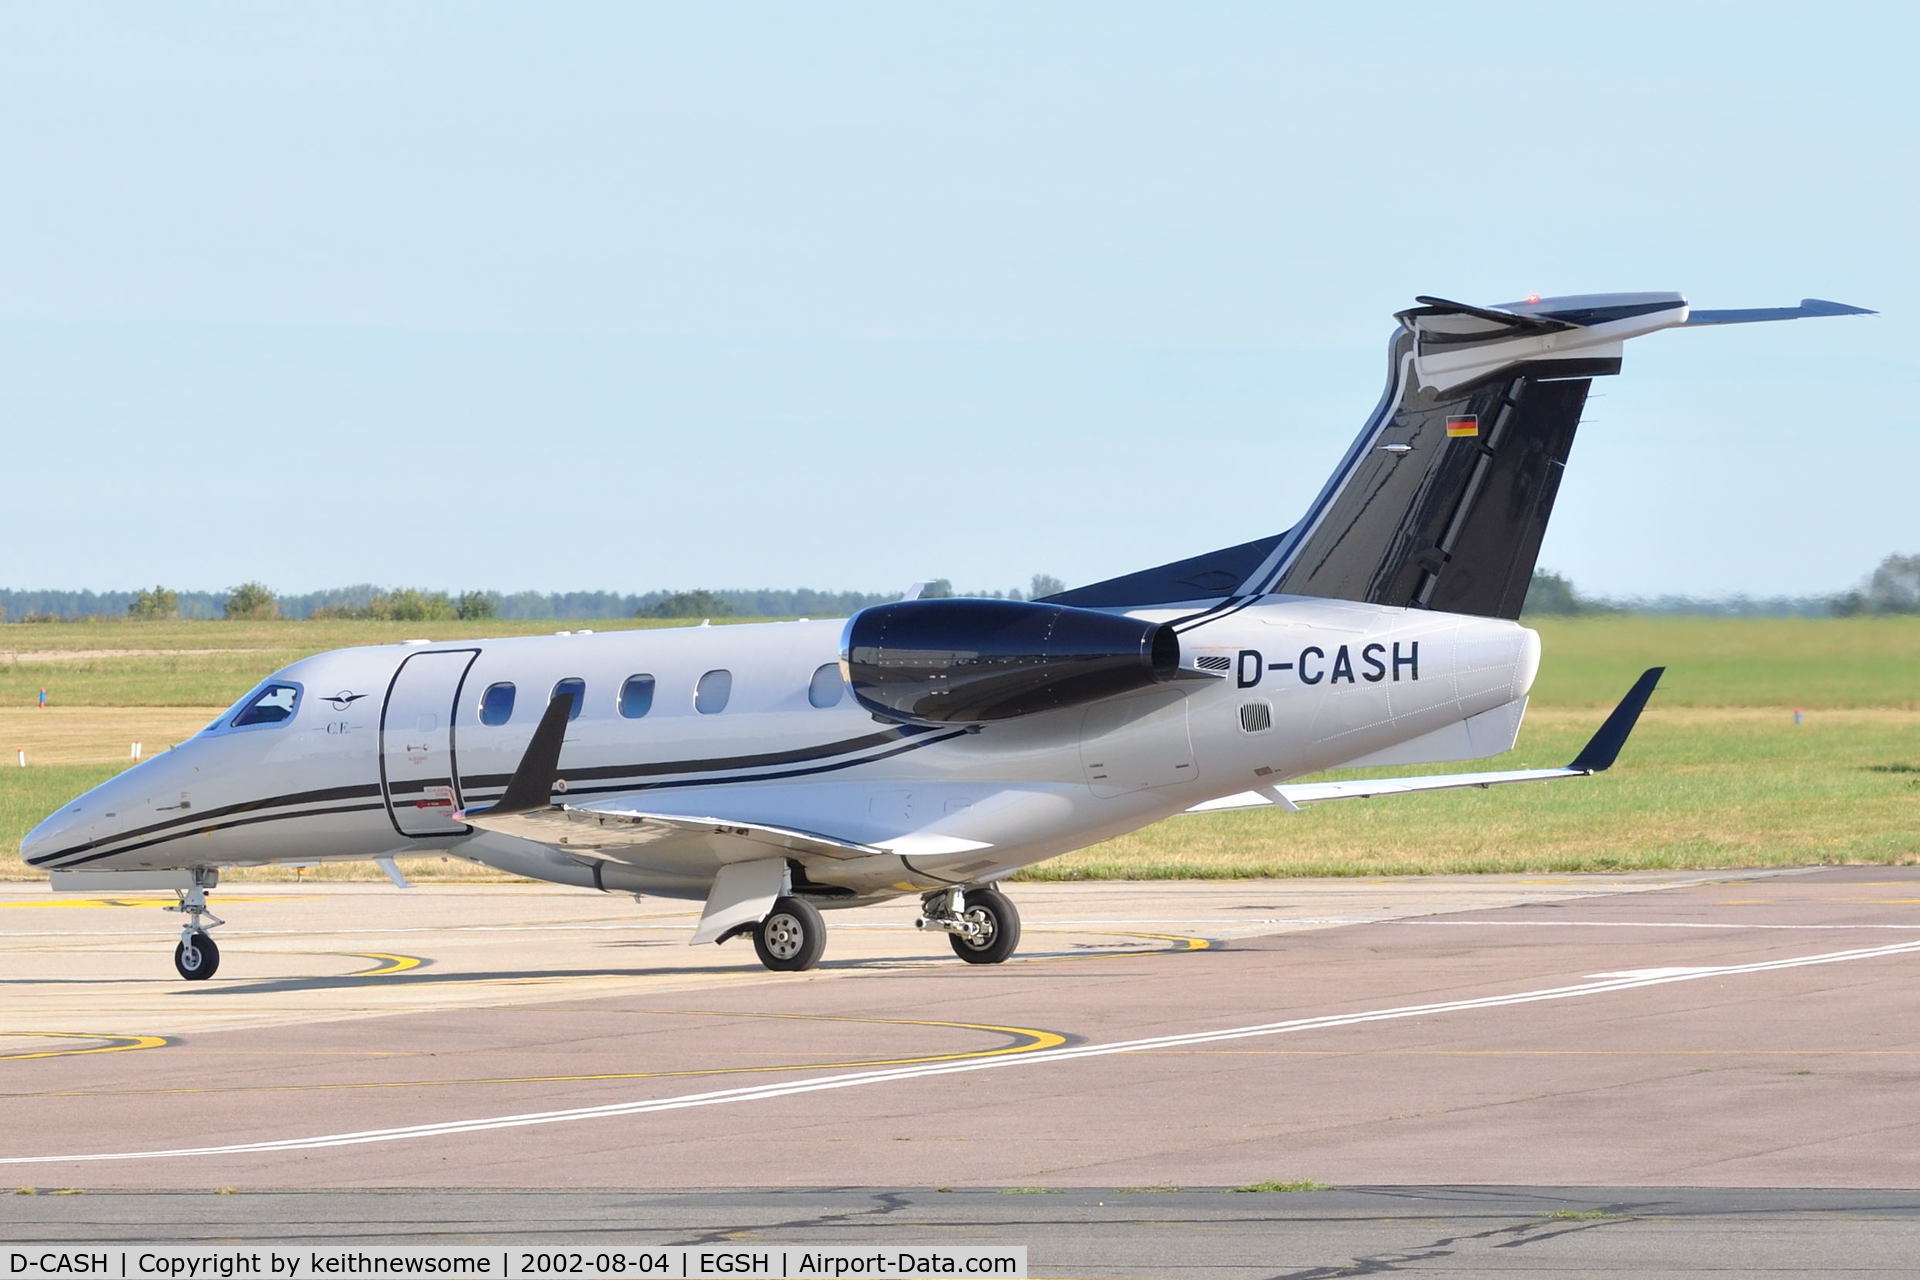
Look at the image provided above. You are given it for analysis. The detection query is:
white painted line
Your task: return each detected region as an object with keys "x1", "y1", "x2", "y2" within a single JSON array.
[
  {"x1": 1374, "y1": 919, "x2": 1920, "y2": 932},
  {"x1": 1588, "y1": 967, "x2": 1725, "y2": 979},
  {"x1": 9, "y1": 936, "x2": 1920, "y2": 1166}
]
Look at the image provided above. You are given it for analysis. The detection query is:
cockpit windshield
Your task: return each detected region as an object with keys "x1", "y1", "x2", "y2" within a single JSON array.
[{"x1": 207, "y1": 681, "x2": 304, "y2": 733}]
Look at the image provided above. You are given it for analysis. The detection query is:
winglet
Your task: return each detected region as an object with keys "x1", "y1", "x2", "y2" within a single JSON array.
[
  {"x1": 1568, "y1": 667, "x2": 1665, "y2": 773},
  {"x1": 470, "y1": 693, "x2": 572, "y2": 817}
]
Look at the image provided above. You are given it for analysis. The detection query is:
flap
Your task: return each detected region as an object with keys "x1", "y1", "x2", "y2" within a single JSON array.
[{"x1": 461, "y1": 801, "x2": 881, "y2": 865}]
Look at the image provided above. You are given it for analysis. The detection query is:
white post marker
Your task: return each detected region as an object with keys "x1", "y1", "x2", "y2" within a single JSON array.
[
  {"x1": 14, "y1": 748, "x2": 23, "y2": 768},
  {"x1": 131, "y1": 741, "x2": 143, "y2": 760}
]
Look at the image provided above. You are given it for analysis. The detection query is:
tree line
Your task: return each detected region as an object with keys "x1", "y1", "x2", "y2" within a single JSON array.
[
  {"x1": 1521, "y1": 555, "x2": 1920, "y2": 618},
  {"x1": 4, "y1": 562, "x2": 1917, "y2": 622},
  {"x1": 0, "y1": 574, "x2": 1070, "y2": 623}
]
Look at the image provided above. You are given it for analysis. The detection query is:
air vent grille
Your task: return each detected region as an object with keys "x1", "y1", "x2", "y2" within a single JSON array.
[
  {"x1": 1195, "y1": 655, "x2": 1232, "y2": 672},
  {"x1": 1239, "y1": 700, "x2": 1272, "y2": 733}
]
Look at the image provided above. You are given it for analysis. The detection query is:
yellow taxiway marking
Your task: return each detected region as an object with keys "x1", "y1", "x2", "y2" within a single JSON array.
[
  {"x1": 11, "y1": 1011, "x2": 1068, "y2": 1098},
  {"x1": 242, "y1": 950, "x2": 428, "y2": 976},
  {"x1": 347, "y1": 952, "x2": 425, "y2": 976},
  {"x1": 256, "y1": 930, "x2": 1204, "y2": 983},
  {"x1": 1015, "y1": 930, "x2": 1211, "y2": 963},
  {"x1": 0, "y1": 1032, "x2": 168, "y2": 1061},
  {"x1": 1106, "y1": 930, "x2": 1211, "y2": 954}
]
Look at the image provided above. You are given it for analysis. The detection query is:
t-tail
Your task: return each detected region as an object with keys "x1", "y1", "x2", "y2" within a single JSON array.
[{"x1": 1049, "y1": 292, "x2": 1873, "y2": 622}]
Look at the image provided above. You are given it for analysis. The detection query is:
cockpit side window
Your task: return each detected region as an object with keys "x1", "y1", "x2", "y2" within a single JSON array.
[{"x1": 230, "y1": 682, "x2": 301, "y2": 728}]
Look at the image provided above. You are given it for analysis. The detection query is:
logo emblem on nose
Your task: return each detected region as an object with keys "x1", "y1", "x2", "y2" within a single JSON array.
[{"x1": 324, "y1": 691, "x2": 368, "y2": 711}]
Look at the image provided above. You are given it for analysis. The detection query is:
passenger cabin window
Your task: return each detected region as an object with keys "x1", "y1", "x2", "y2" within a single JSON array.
[
  {"x1": 807, "y1": 663, "x2": 844, "y2": 708},
  {"x1": 695, "y1": 669, "x2": 731, "y2": 715},
  {"x1": 619, "y1": 674, "x2": 656, "y2": 719},
  {"x1": 552, "y1": 677, "x2": 586, "y2": 721},
  {"x1": 479, "y1": 682, "x2": 515, "y2": 726},
  {"x1": 231, "y1": 682, "x2": 300, "y2": 728}
]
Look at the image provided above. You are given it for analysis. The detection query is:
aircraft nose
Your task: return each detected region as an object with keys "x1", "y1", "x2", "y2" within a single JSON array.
[
  {"x1": 18, "y1": 768, "x2": 137, "y2": 867},
  {"x1": 19, "y1": 804, "x2": 84, "y2": 868}
]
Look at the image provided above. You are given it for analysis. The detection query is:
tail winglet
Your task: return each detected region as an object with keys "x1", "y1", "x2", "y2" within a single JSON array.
[{"x1": 1568, "y1": 667, "x2": 1665, "y2": 773}]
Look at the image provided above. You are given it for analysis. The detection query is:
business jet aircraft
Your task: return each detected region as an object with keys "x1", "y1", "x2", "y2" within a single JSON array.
[{"x1": 21, "y1": 291, "x2": 1871, "y2": 979}]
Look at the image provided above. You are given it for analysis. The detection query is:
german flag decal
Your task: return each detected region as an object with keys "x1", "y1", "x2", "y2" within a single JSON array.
[{"x1": 1445, "y1": 414, "x2": 1479, "y2": 438}]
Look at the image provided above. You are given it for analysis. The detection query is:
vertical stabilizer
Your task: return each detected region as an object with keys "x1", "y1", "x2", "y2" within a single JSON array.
[{"x1": 1264, "y1": 294, "x2": 1689, "y2": 618}]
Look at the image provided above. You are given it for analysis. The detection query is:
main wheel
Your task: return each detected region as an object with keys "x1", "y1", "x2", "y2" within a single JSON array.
[
  {"x1": 949, "y1": 887, "x2": 1020, "y2": 965},
  {"x1": 753, "y1": 897, "x2": 826, "y2": 972},
  {"x1": 174, "y1": 932, "x2": 220, "y2": 980}
]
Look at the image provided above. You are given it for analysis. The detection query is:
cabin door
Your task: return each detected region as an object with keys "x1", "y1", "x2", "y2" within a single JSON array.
[{"x1": 380, "y1": 649, "x2": 481, "y2": 837}]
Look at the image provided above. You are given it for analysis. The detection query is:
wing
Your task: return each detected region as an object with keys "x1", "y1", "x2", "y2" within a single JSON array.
[
  {"x1": 463, "y1": 801, "x2": 880, "y2": 863},
  {"x1": 456, "y1": 694, "x2": 952, "y2": 944},
  {"x1": 1187, "y1": 667, "x2": 1663, "y2": 815}
]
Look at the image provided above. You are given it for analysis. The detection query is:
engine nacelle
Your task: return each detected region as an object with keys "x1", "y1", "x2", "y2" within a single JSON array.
[{"x1": 841, "y1": 598, "x2": 1183, "y2": 725}]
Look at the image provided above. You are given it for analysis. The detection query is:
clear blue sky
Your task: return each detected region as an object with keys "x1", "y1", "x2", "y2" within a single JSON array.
[{"x1": 2, "y1": 2, "x2": 1910, "y2": 600}]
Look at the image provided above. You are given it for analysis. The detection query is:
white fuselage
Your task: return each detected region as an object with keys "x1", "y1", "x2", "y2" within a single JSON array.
[{"x1": 21, "y1": 597, "x2": 1539, "y2": 902}]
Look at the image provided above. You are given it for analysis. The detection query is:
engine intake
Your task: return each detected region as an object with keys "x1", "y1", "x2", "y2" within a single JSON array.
[{"x1": 841, "y1": 598, "x2": 1183, "y2": 725}]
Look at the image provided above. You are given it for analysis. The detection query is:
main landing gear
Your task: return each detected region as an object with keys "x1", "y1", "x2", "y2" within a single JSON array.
[
  {"x1": 735, "y1": 885, "x2": 1023, "y2": 972},
  {"x1": 752, "y1": 897, "x2": 826, "y2": 972},
  {"x1": 166, "y1": 870, "x2": 224, "y2": 980},
  {"x1": 917, "y1": 885, "x2": 1021, "y2": 965}
]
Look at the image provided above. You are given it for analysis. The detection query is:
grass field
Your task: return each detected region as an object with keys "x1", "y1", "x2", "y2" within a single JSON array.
[
  {"x1": 0, "y1": 616, "x2": 775, "y2": 709},
  {"x1": 2, "y1": 616, "x2": 1916, "y2": 881}
]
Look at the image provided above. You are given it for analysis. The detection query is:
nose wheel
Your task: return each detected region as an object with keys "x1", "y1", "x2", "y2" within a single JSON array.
[
  {"x1": 165, "y1": 871, "x2": 224, "y2": 980},
  {"x1": 918, "y1": 885, "x2": 1021, "y2": 964},
  {"x1": 174, "y1": 931, "x2": 220, "y2": 980}
]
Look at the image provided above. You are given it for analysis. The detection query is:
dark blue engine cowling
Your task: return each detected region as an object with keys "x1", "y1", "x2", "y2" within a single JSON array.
[{"x1": 841, "y1": 598, "x2": 1183, "y2": 725}]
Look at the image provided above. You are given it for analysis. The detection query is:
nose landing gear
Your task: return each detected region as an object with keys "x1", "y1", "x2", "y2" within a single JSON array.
[
  {"x1": 918, "y1": 885, "x2": 1021, "y2": 964},
  {"x1": 165, "y1": 870, "x2": 224, "y2": 980}
]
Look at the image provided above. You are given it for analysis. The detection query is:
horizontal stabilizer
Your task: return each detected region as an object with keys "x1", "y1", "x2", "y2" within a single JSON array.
[
  {"x1": 1684, "y1": 298, "x2": 1877, "y2": 326},
  {"x1": 1407, "y1": 295, "x2": 1577, "y2": 333},
  {"x1": 1276, "y1": 765, "x2": 1586, "y2": 805},
  {"x1": 1184, "y1": 668, "x2": 1662, "y2": 814}
]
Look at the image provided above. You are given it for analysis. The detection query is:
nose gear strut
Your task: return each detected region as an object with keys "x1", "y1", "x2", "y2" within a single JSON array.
[
  {"x1": 165, "y1": 868, "x2": 224, "y2": 980},
  {"x1": 917, "y1": 884, "x2": 1021, "y2": 964}
]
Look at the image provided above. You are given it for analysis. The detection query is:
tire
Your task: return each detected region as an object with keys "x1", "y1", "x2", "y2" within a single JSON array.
[
  {"x1": 753, "y1": 897, "x2": 826, "y2": 972},
  {"x1": 949, "y1": 887, "x2": 1020, "y2": 965},
  {"x1": 174, "y1": 932, "x2": 220, "y2": 980}
]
